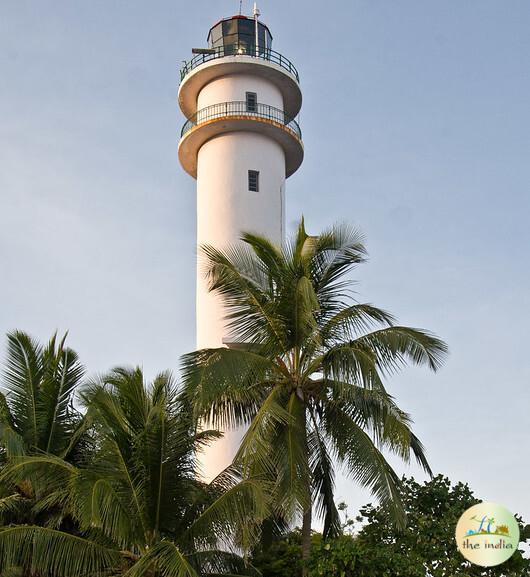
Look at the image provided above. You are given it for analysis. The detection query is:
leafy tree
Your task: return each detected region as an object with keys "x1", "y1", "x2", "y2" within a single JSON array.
[
  {"x1": 308, "y1": 476, "x2": 530, "y2": 577},
  {"x1": 0, "y1": 367, "x2": 267, "y2": 577},
  {"x1": 182, "y1": 219, "x2": 448, "y2": 567},
  {"x1": 251, "y1": 530, "x2": 304, "y2": 577}
]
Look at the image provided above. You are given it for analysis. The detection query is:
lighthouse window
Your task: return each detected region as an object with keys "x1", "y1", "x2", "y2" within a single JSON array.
[
  {"x1": 209, "y1": 24, "x2": 223, "y2": 46},
  {"x1": 222, "y1": 19, "x2": 238, "y2": 37},
  {"x1": 246, "y1": 92, "x2": 257, "y2": 112},
  {"x1": 238, "y1": 19, "x2": 255, "y2": 45},
  {"x1": 248, "y1": 170, "x2": 259, "y2": 192}
]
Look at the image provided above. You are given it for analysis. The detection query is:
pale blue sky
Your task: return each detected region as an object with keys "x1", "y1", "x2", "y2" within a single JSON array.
[{"x1": 1, "y1": 1, "x2": 529, "y2": 526}]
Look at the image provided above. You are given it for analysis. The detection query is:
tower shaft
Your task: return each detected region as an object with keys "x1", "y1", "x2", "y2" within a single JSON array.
[{"x1": 178, "y1": 13, "x2": 303, "y2": 479}]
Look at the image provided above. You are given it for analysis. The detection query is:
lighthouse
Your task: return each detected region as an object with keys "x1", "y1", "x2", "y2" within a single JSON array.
[{"x1": 178, "y1": 7, "x2": 303, "y2": 479}]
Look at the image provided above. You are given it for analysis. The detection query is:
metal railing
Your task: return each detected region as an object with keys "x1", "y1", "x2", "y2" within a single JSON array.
[
  {"x1": 180, "y1": 101, "x2": 302, "y2": 140},
  {"x1": 180, "y1": 44, "x2": 299, "y2": 82}
]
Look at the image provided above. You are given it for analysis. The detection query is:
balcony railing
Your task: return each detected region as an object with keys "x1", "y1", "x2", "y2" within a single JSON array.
[
  {"x1": 180, "y1": 101, "x2": 302, "y2": 140},
  {"x1": 180, "y1": 44, "x2": 299, "y2": 83}
]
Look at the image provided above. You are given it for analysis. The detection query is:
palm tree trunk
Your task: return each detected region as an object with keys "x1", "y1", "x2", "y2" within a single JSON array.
[
  {"x1": 301, "y1": 504, "x2": 312, "y2": 576},
  {"x1": 301, "y1": 404, "x2": 312, "y2": 576}
]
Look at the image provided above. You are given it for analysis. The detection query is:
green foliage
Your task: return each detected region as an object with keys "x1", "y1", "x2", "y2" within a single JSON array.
[
  {"x1": 0, "y1": 334, "x2": 264, "y2": 577},
  {"x1": 182, "y1": 218, "x2": 448, "y2": 559},
  {"x1": 0, "y1": 331, "x2": 90, "y2": 528},
  {"x1": 251, "y1": 530, "x2": 304, "y2": 577},
  {"x1": 309, "y1": 534, "x2": 362, "y2": 577},
  {"x1": 0, "y1": 330, "x2": 88, "y2": 461},
  {"x1": 251, "y1": 476, "x2": 530, "y2": 577},
  {"x1": 307, "y1": 476, "x2": 530, "y2": 577}
]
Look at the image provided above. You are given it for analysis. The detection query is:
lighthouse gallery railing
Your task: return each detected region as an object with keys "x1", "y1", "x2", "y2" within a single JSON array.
[
  {"x1": 180, "y1": 44, "x2": 299, "y2": 83},
  {"x1": 180, "y1": 101, "x2": 302, "y2": 140}
]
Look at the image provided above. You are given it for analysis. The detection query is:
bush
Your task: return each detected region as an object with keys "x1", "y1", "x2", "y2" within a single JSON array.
[{"x1": 251, "y1": 476, "x2": 530, "y2": 577}]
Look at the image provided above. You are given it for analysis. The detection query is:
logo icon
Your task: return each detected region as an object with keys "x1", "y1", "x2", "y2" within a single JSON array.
[{"x1": 455, "y1": 502, "x2": 520, "y2": 567}]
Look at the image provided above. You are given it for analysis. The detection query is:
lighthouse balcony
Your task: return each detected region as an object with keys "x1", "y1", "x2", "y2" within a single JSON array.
[
  {"x1": 180, "y1": 44, "x2": 299, "y2": 83},
  {"x1": 178, "y1": 45, "x2": 302, "y2": 120},
  {"x1": 178, "y1": 100, "x2": 303, "y2": 179},
  {"x1": 181, "y1": 100, "x2": 301, "y2": 139}
]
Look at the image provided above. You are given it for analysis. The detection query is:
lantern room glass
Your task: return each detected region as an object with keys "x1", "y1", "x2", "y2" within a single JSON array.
[{"x1": 207, "y1": 17, "x2": 272, "y2": 55}]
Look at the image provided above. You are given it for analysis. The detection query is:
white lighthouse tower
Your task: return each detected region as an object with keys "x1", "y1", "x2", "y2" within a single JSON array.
[{"x1": 178, "y1": 7, "x2": 303, "y2": 479}]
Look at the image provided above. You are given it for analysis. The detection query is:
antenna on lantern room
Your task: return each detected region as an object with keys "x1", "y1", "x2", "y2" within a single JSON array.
[{"x1": 253, "y1": 2, "x2": 260, "y2": 56}]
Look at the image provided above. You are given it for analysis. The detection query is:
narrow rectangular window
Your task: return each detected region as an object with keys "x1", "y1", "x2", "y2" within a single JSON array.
[
  {"x1": 248, "y1": 170, "x2": 259, "y2": 192},
  {"x1": 246, "y1": 91, "x2": 257, "y2": 112}
]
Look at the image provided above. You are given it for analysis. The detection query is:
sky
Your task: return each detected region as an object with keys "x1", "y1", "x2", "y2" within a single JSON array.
[{"x1": 1, "y1": 0, "x2": 529, "y2": 529}]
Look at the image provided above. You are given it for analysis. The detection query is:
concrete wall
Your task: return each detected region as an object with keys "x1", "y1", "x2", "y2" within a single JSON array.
[
  {"x1": 196, "y1": 131, "x2": 285, "y2": 349},
  {"x1": 197, "y1": 73, "x2": 284, "y2": 110},
  {"x1": 194, "y1": 71, "x2": 287, "y2": 481}
]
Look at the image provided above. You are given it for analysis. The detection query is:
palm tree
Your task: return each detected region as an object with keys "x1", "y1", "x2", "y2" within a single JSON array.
[
  {"x1": 0, "y1": 367, "x2": 268, "y2": 577},
  {"x1": 0, "y1": 331, "x2": 89, "y2": 525},
  {"x1": 0, "y1": 330, "x2": 88, "y2": 459},
  {"x1": 181, "y1": 219, "x2": 448, "y2": 567}
]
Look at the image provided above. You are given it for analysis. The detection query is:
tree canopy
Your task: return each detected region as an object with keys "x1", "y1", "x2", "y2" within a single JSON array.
[
  {"x1": 251, "y1": 476, "x2": 530, "y2": 577},
  {"x1": 182, "y1": 219, "x2": 448, "y2": 563},
  {"x1": 0, "y1": 336, "x2": 265, "y2": 577}
]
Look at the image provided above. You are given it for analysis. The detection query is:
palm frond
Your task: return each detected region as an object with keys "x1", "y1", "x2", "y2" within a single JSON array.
[
  {"x1": 69, "y1": 473, "x2": 138, "y2": 548},
  {"x1": 308, "y1": 222, "x2": 367, "y2": 297},
  {"x1": 321, "y1": 379, "x2": 431, "y2": 475},
  {"x1": 181, "y1": 348, "x2": 278, "y2": 430},
  {"x1": 0, "y1": 526, "x2": 120, "y2": 577},
  {"x1": 1, "y1": 331, "x2": 86, "y2": 459},
  {"x1": 323, "y1": 403, "x2": 406, "y2": 529},
  {"x1": 124, "y1": 541, "x2": 198, "y2": 577},
  {"x1": 0, "y1": 391, "x2": 24, "y2": 457},
  {"x1": 319, "y1": 303, "x2": 395, "y2": 344},
  {"x1": 190, "y1": 467, "x2": 270, "y2": 551},
  {"x1": 240, "y1": 231, "x2": 285, "y2": 284},
  {"x1": 0, "y1": 565, "x2": 24, "y2": 577},
  {"x1": 201, "y1": 244, "x2": 287, "y2": 350},
  {"x1": 234, "y1": 387, "x2": 292, "y2": 476},
  {"x1": 317, "y1": 338, "x2": 436, "y2": 479},
  {"x1": 0, "y1": 495, "x2": 31, "y2": 525},
  {"x1": 352, "y1": 326, "x2": 448, "y2": 374},
  {"x1": 272, "y1": 393, "x2": 311, "y2": 519},
  {"x1": 307, "y1": 410, "x2": 340, "y2": 538},
  {"x1": 192, "y1": 549, "x2": 259, "y2": 577},
  {"x1": 318, "y1": 341, "x2": 380, "y2": 390},
  {"x1": 2, "y1": 331, "x2": 42, "y2": 449},
  {"x1": 38, "y1": 336, "x2": 85, "y2": 455},
  {"x1": 0, "y1": 455, "x2": 75, "y2": 499}
]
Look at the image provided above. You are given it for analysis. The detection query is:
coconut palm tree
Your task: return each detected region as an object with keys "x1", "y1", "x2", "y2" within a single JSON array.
[
  {"x1": 0, "y1": 331, "x2": 89, "y2": 525},
  {"x1": 0, "y1": 330, "x2": 88, "y2": 459},
  {"x1": 0, "y1": 367, "x2": 268, "y2": 576},
  {"x1": 181, "y1": 219, "x2": 448, "y2": 567}
]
